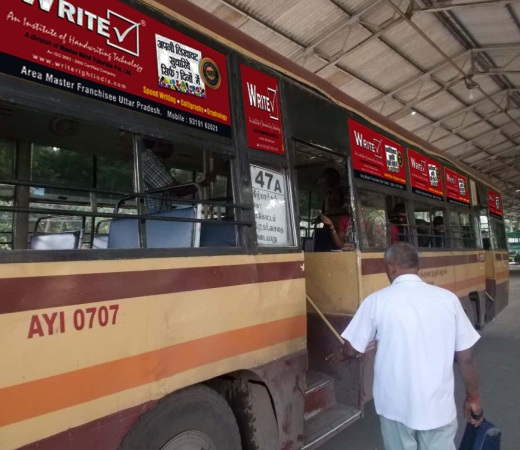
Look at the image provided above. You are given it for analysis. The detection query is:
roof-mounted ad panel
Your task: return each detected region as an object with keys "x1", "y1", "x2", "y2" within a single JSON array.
[{"x1": 1, "y1": 0, "x2": 232, "y2": 137}]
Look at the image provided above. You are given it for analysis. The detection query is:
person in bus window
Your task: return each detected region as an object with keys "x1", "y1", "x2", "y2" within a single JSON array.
[
  {"x1": 433, "y1": 215, "x2": 446, "y2": 248},
  {"x1": 142, "y1": 139, "x2": 214, "y2": 213},
  {"x1": 320, "y1": 207, "x2": 354, "y2": 251},
  {"x1": 322, "y1": 168, "x2": 348, "y2": 229},
  {"x1": 389, "y1": 203, "x2": 409, "y2": 243}
]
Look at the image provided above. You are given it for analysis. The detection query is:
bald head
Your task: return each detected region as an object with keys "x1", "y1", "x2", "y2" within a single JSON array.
[{"x1": 384, "y1": 243, "x2": 420, "y2": 282}]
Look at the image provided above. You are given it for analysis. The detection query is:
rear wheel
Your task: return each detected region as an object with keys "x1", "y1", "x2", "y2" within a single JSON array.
[{"x1": 120, "y1": 385, "x2": 242, "y2": 450}]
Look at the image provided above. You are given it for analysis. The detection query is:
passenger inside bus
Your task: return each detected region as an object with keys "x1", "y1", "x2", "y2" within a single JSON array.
[
  {"x1": 142, "y1": 138, "x2": 215, "y2": 213},
  {"x1": 433, "y1": 215, "x2": 446, "y2": 248},
  {"x1": 389, "y1": 203, "x2": 409, "y2": 243}
]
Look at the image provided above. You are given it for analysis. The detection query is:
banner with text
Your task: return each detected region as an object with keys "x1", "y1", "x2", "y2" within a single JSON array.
[
  {"x1": 348, "y1": 118, "x2": 406, "y2": 190},
  {"x1": 488, "y1": 190, "x2": 503, "y2": 220},
  {"x1": 0, "y1": 0, "x2": 231, "y2": 137},
  {"x1": 408, "y1": 149, "x2": 444, "y2": 202},
  {"x1": 241, "y1": 65, "x2": 284, "y2": 154},
  {"x1": 250, "y1": 165, "x2": 289, "y2": 246},
  {"x1": 444, "y1": 167, "x2": 470, "y2": 208}
]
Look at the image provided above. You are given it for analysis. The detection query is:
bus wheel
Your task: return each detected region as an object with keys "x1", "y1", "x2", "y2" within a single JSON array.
[{"x1": 120, "y1": 385, "x2": 242, "y2": 450}]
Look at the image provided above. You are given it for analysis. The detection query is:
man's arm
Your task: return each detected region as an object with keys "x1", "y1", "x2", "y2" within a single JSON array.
[
  {"x1": 456, "y1": 347, "x2": 483, "y2": 425},
  {"x1": 326, "y1": 339, "x2": 360, "y2": 365}
]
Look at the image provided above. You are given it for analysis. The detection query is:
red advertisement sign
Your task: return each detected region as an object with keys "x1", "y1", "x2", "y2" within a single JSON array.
[
  {"x1": 408, "y1": 149, "x2": 444, "y2": 202},
  {"x1": 444, "y1": 167, "x2": 470, "y2": 208},
  {"x1": 241, "y1": 65, "x2": 283, "y2": 154},
  {"x1": 0, "y1": 0, "x2": 231, "y2": 137},
  {"x1": 488, "y1": 190, "x2": 503, "y2": 220},
  {"x1": 348, "y1": 119, "x2": 406, "y2": 190}
]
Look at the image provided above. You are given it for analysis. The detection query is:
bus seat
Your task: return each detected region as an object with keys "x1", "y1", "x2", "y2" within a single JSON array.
[
  {"x1": 29, "y1": 232, "x2": 81, "y2": 250},
  {"x1": 200, "y1": 222, "x2": 237, "y2": 247},
  {"x1": 93, "y1": 235, "x2": 109, "y2": 249},
  {"x1": 107, "y1": 207, "x2": 200, "y2": 249}
]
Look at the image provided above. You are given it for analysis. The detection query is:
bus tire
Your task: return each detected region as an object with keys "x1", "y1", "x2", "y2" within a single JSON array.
[{"x1": 120, "y1": 385, "x2": 242, "y2": 450}]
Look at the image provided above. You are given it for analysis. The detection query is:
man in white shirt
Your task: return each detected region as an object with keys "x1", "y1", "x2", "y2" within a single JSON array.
[{"x1": 327, "y1": 242, "x2": 483, "y2": 450}]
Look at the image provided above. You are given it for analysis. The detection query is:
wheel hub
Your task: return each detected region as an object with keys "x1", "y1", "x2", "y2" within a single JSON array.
[{"x1": 159, "y1": 430, "x2": 217, "y2": 450}]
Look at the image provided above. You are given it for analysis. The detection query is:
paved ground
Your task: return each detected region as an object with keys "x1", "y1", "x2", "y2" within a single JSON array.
[{"x1": 324, "y1": 266, "x2": 520, "y2": 450}]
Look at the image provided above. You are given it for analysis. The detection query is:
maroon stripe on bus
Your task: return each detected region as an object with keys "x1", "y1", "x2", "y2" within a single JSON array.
[
  {"x1": 18, "y1": 401, "x2": 156, "y2": 450},
  {"x1": 362, "y1": 253, "x2": 480, "y2": 275},
  {"x1": 0, "y1": 261, "x2": 303, "y2": 315}
]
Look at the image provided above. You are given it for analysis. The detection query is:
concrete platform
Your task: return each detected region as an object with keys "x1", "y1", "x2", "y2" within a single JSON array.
[{"x1": 323, "y1": 266, "x2": 520, "y2": 450}]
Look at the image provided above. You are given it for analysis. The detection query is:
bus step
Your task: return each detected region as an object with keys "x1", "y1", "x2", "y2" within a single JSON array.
[
  {"x1": 303, "y1": 404, "x2": 362, "y2": 450},
  {"x1": 305, "y1": 371, "x2": 335, "y2": 420}
]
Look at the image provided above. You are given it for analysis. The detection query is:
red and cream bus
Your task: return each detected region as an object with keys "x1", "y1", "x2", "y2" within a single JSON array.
[{"x1": 0, "y1": 1, "x2": 508, "y2": 449}]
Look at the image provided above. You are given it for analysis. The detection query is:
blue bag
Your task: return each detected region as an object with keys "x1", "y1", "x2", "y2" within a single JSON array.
[{"x1": 459, "y1": 419, "x2": 501, "y2": 450}]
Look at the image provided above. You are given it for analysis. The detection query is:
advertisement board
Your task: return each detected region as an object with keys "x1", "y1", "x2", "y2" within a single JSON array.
[
  {"x1": 444, "y1": 167, "x2": 470, "y2": 208},
  {"x1": 0, "y1": 0, "x2": 231, "y2": 136},
  {"x1": 241, "y1": 65, "x2": 284, "y2": 154},
  {"x1": 488, "y1": 190, "x2": 503, "y2": 220},
  {"x1": 348, "y1": 118, "x2": 406, "y2": 190},
  {"x1": 408, "y1": 149, "x2": 444, "y2": 202}
]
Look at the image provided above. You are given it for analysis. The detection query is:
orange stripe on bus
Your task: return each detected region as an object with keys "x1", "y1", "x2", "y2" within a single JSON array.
[
  {"x1": 0, "y1": 315, "x2": 306, "y2": 428},
  {"x1": 438, "y1": 276, "x2": 485, "y2": 294}
]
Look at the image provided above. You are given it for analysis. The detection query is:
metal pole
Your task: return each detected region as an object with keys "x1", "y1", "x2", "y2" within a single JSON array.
[{"x1": 133, "y1": 134, "x2": 147, "y2": 249}]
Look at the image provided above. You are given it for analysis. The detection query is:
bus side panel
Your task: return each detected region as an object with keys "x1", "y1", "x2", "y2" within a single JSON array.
[{"x1": 0, "y1": 254, "x2": 306, "y2": 450}]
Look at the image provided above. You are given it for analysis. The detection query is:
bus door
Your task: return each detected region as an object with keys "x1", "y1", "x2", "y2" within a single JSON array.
[{"x1": 294, "y1": 140, "x2": 363, "y2": 421}]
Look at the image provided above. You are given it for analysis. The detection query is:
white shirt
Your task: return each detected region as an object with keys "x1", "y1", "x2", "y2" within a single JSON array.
[{"x1": 341, "y1": 274, "x2": 480, "y2": 430}]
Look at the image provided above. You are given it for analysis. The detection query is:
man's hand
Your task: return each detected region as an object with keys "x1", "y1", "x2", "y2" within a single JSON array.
[
  {"x1": 325, "y1": 348, "x2": 345, "y2": 366},
  {"x1": 320, "y1": 215, "x2": 334, "y2": 228},
  {"x1": 464, "y1": 399, "x2": 484, "y2": 427}
]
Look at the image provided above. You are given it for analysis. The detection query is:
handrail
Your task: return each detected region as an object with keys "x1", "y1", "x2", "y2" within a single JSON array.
[
  {"x1": 0, "y1": 178, "x2": 251, "y2": 211},
  {"x1": 0, "y1": 205, "x2": 254, "y2": 227},
  {"x1": 115, "y1": 183, "x2": 203, "y2": 213}
]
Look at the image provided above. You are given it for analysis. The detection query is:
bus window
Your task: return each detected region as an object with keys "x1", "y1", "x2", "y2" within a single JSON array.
[
  {"x1": 480, "y1": 212, "x2": 491, "y2": 250},
  {"x1": 413, "y1": 203, "x2": 432, "y2": 248},
  {"x1": 387, "y1": 197, "x2": 410, "y2": 244},
  {"x1": 432, "y1": 210, "x2": 446, "y2": 248},
  {"x1": 294, "y1": 142, "x2": 351, "y2": 252},
  {"x1": 460, "y1": 212, "x2": 476, "y2": 248},
  {"x1": 448, "y1": 211, "x2": 462, "y2": 248},
  {"x1": 0, "y1": 138, "x2": 15, "y2": 250},
  {"x1": 359, "y1": 191, "x2": 386, "y2": 249},
  {"x1": 491, "y1": 220, "x2": 507, "y2": 250}
]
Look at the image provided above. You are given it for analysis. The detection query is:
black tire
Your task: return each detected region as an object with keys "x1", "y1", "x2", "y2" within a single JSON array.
[{"x1": 120, "y1": 385, "x2": 242, "y2": 450}]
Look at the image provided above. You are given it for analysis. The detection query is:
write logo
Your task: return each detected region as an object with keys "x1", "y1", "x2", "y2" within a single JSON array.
[
  {"x1": 106, "y1": 10, "x2": 140, "y2": 57},
  {"x1": 21, "y1": 0, "x2": 141, "y2": 57},
  {"x1": 267, "y1": 87, "x2": 279, "y2": 121}
]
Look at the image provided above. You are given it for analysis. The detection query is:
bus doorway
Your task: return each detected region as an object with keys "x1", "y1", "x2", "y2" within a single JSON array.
[{"x1": 294, "y1": 141, "x2": 363, "y2": 445}]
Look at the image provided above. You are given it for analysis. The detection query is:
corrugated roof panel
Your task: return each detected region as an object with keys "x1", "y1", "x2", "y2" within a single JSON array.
[
  {"x1": 415, "y1": 91, "x2": 465, "y2": 120},
  {"x1": 395, "y1": 113, "x2": 431, "y2": 130},
  {"x1": 458, "y1": 122, "x2": 496, "y2": 140},
  {"x1": 415, "y1": 127, "x2": 451, "y2": 143},
  {"x1": 315, "y1": 25, "x2": 373, "y2": 61},
  {"x1": 224, "y1": 0, "x2": 302, "y2": 25},
  {"x1": 394, "y1": 79, "x2": 445, "y2": 104},
  {"x1": 434, "y1": 134, "x2": 467, "y2": 151},
  {"x1": 273, "y1": 0, "x2": 347, "y2": 47},
  {"x1": 382, "y1": 14, "x2": 465, "y2": 71},
  {"x1": 340, "y1": 78, "x2": 383, "y2": 104},
  {"x1": 338, "y1": 40, "x2": 421, "y2": 91},
  {"x1": 441, "y1": 111, "x2": 482, "y2": 131},
  {"x1": 452, "y1": 8, "x2": 520, "y2": 45}
]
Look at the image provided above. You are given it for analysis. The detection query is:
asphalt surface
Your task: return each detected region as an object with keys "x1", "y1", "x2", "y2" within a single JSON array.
[{"x1": 323, "y1": 265, "x2": 520, "y2": 450}]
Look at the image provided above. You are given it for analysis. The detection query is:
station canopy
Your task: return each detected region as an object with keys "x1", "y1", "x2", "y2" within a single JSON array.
[{"x1": 188, "y1": 0, "x2": 520, "y2": 220}]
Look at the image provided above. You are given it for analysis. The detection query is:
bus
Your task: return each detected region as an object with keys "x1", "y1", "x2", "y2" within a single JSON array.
[
  {"x1": 0, "y1": 0, "x2": 509, "y2": 449},
  {"x1": 507, "y1": 231, "x2": 520, "y2": 263}
]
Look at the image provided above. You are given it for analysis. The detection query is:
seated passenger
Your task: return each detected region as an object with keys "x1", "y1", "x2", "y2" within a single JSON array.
[
  {"x1": 433, "y1": 216, "x2": 446, "y2": 248},
  {"x1": 320, "y1": 210, "x2": 354, "y2": 251},
  {"x1": 142, "y1": 138, "x2": 214, "y2": 213},
  {"x1": 416, "y1": 218, "x2": 431, "y2": 247},
  {"x1": 389, "y1": 203, "x2": 409, "y2": 243},
  {"x1": 321, "y1": 168, "x2": 348, "y2": 229}
]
